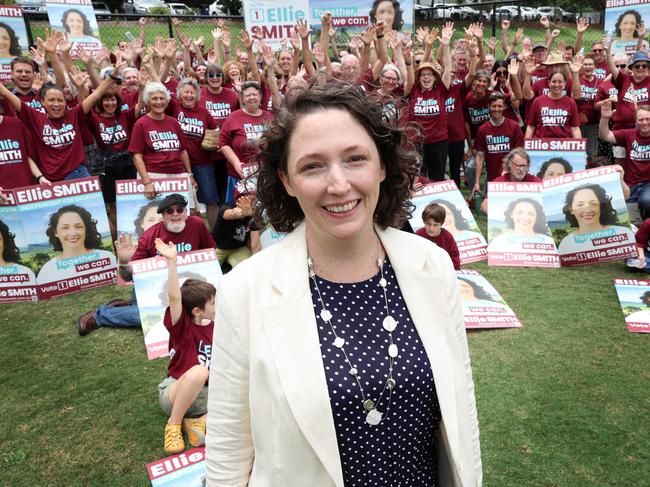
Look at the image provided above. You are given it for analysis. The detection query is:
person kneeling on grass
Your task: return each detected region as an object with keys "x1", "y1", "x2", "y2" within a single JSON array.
[
  {"x1": 415, "y1": 202, "x2": 461, "y2": 270},
  {"x1": 155, "y1": 237, "x2": 216, "y2": 454}
]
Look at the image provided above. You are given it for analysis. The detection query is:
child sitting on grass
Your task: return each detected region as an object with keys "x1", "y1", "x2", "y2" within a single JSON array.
[
  {"x1": 155, "y1": 237, "x2": 216, "y2": 454},
  {"x1": 415, "y1": 202, "x2": 461, "y2": 270}
]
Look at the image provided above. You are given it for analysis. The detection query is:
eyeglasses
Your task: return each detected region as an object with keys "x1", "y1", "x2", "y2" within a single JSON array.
[
  {"x1": 511, "y1": 162, "x2": 529, "y2": 169},
  {"x1": 495, "y1": 70, "x2": 506, "y2": 76},
  {"x1": 633, "y1": 63, "x2": 650, "y2": 70},
  {"x1": 382, "y1": 76, "x2": 398, "y2": 82},
  {"x1": 592, "y1": 49, "x2": 604, "y2": 53},
  {"x1": 163, "y1": 206, "x2": 185, "y2": 215},
  {"x1": 207, "y1": 73, "x2": 224, "y2": 79},
  {"x1": 615, "y1": 64, "x2": 627, "y2": 68}
]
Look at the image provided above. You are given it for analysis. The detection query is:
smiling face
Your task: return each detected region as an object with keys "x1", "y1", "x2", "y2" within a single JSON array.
[
  {"x1": 418, "y1": 68, "x2": 435, "y2": 90},
  {"x1": 141, "y1": 206, "x2": 162, "y2": 232},
  {"x1": 180, "y1": 84, "x2": 198, "y2": 108},
  {"x1": 55, "y1": 211, "x2": 86, "y2": 255},
  {"x1": 101, "y1": 94, "x2": 117, "y2": 115},
  {"x1": 636, "y1": 109, "x2": 650, "y2": 137},
  {"x1": 11, "y1": 61, "x2": 35, "y2": 92},
  {"x1": 489, "y1": 98, "x2": 505, "y2": 122},
  {"x1": 42, "y1": 88, "x2": 66, "y2": 119},
  {"x1": 278, "y1": 51, "x2": 292, "y2": 73},
  {"x1": 454, "y1": 52, "x2": 468, "y2": 71},
  {"x1": 582, "y1": 58, "x2": 595, "y2": 76},
  {"x1": 570, "y1": 188, "x2": 601, "y2": 230},
  {"x1": 473, "y1": 75, "x2": 489, "y2": 95},
  {"x1": 374, "y1": 1, "x2": 396, "y2": 30},
  {"x1": 65, "y1": 11, "x2": 85, "y2": 37},
  {"x1": 124, "y1": 70, "x2": 139, "y2": 89},
  {"x1": 510, "y1": 201, "x2": 537, "y2": 234},
  {"x1": 242, "y1": 86, "x2": 261, "y2": 112},
  {"x1": 548, "y1": 72, "x2": 567, "y2": 97},
  {"x1": 228, "y1": 64, "x2": 241, "y2": 80},
  {"x1": 542, "y1": 162, "x2": 567, "y2": 179},
  {"x1": 380, "y1": 68, "x2": 399, "y2": 91},
  {"x1": 147, "y1": 91, "x2": 168, "y2": 115},
  {"x1": 458, "y1": 280, "x2": 477, "y2": 300},
  {"x1": 619, "y1": 13, "x2": 637, "y2": 39},
  {"x1": 162, "y1": 205, "x2": 188, "y2": 233},
  {"x1": 279, "y1": 108, "x2": 386, "y2": 247},
  {"x1": 0, "y1": 27, "x2": 11, "y2": 57}
]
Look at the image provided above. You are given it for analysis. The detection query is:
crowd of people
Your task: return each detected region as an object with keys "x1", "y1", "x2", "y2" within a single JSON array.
[{"x1": 1, "y1": 8, "x2": 650, "y2": 485}]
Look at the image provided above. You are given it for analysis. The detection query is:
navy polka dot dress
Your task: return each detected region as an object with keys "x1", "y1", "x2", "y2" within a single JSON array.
[{"x1": 310, "y1": 258, "x2": 441, "y2": 487}]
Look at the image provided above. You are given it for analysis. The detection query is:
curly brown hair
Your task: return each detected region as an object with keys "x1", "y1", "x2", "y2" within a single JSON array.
[{"x1": 256, "y1": 82, "x2": 420, "y2": 233}]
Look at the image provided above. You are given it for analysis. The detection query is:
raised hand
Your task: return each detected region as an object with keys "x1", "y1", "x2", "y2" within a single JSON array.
[
  {"x1": 115, "y1": 233, "x2": 136, "y2": 263},
  {"x1": 416, "y1": 27, "x2": 428, "y2": 45},
  {"x1": 440, "y1": 22, "x2": 454, "y2": 46},
  {"x1": 551, "y1": 29, "x2": 560, "y2": 39},
  {"x1": 155, "y1": 238, "x2": 177, "y2": 260},
  {"x1": 569, "y1": 56, "x2": 583, "y2": 74},
  {"x1": 289, "y1": 29, "x2": 300, "y2": 50},
  {"x1": 576, "y1": 17, "x2": 589, "y2": 34},
  {"x1": 29, "y1": 46, "x2": 45, "y2": 66},
  {"x1": 313, "y1": 42, "x2": 326, "y2": 65},
  {"x1": 296, "y1": 18, "x2": 310, "y2": 40},
  {"x1": 507, "y1": 57, "x2": 519, "y2": 76},
  {"x1": 69, "y1": 65, "x2": 89, "y2": 88},
  {"x1": 514, "y1": 27, "x2": 524, "y2": 45},
  {"x1": 501, "y1": 19, "x2": 510, "y2": 30},
  {"x1": 262, "y1": 44, "x2": 276, "y2": 67},
  {"x1": 487, "y1": 36, "x2": 497, "y2": 52},
  {"x1": 523, "y1": 54, "x2": 535, "y2": 75},
  {"x1": 58, "y1": 33, "x2": 72, "y2": 53},
  {"x1": 238, "y1": 29, "x2": 253, "y2": 50},
  {"x1": 360, "y1": 24, "x2": 376, "y2": 46},
  {"x1": 600, "y1": 99, "x2": 615, "y2": 118},
  {"x1": 539, "y1": 15, "x2": 549, "y2": 29}
]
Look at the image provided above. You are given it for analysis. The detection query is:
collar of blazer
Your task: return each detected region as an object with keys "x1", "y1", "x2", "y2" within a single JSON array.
[{"x1": 262, "y1": 223, "x2": 462, "y2": 487}]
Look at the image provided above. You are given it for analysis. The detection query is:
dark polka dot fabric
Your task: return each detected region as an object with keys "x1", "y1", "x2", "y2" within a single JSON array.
[{"x1": 309, "y1": 258, "x2": 441, "y2": 487}]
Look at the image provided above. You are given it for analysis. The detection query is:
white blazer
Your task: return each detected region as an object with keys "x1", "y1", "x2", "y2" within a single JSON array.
[{"x1": 205, "y1": 224, "x2": 482, "y2": 487}]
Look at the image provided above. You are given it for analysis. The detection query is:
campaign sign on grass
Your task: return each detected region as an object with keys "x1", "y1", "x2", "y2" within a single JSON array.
[
  {"x1": 309, "y1": 0, "x2": 414, "y2": 37},
  {"x1": 0, "y1": 6, "x2": 29, "y2": 82},
  {"x1": 613, "y1": 278, "x2": 650, "y2": 333},
  {"x1": 604, "y1": 0, "x2": 650, "y2": 59},
  {"x1": 0, "y1": 195, "x2": 38, "y2": 303},
  {"x1": 525, "y1": 138, "x2": 587, "y2": 180},
  {"x1": 146, "y1": 447, "x2": 206, "y2": 486},
  {"x1": 456, "y1": 269, "x2": 522, "y2": 329},
  {"x1": 46, "y1": 0, "x2": 103, "y2": 58},
  {"x1": 244, "y1": 0, "x2": 311, "y2": 51},
  {"x1": 6, "y1": 178, "x2": 116, "y2": 300},
  {"x1": 409, "y1": 180, "x2": 487, "y2": 264},
  {"x1": 487, "y1": 181, "x2": 559, "y2": 268},
  {"x1": 542, "y1": 166, "x2": 636, "y2": 267},
  {"x1": 131, "y1": 249, "x2": 221, "y2": 360}
]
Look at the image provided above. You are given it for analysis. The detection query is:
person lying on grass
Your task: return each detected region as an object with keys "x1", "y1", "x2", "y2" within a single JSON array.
[{"x1": 155, "y1": 237, "x2": 216, "y2": 454}]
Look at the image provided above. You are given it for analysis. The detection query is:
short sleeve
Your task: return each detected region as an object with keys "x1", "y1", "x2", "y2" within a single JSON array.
[{"x1": 128, "y1": 119, "x2": 145, "y2": 154}]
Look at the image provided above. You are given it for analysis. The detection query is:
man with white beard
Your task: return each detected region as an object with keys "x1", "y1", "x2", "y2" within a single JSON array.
[{"x1": 77, "y1": 194, "x2": 216, "y2": 335}]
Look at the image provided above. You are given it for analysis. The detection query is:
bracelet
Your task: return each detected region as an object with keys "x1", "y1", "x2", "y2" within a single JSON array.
[
  {"x1": 109, "y1": 73, "x2": 120, "y2": 81},
  {"x1": 405, "y1": 62, "x2": 412, "y2": 66},
  {"x1": 144, "y1": 181, "x2": 153, "y2": 186},
  {"x1": 377, "y1": 34, "x2": 384, "y2": 39},
  {"x1": 188, "y1": 172, "x2": 194, "y2": 177},
  {"x1": 36, "y1": 175, "x2": 43, "y2": 182},
  {"x1": 224, "y1": 49, "x2": 231, "y2": 54}
]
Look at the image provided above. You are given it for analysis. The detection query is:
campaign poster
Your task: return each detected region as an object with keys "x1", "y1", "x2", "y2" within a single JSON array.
[
  {"x1": 542, "y1": 166, "x2": 637, "y2": 267},
  {"x1": 10, "y1": 178, "x2": 117, "y2": 299},
  {"x1": 525, "y1": 138, "x2": 588, "y2": 181},
  {"x1": 147, "y1": 447, "x2": 206, "y2": 486},
  {"x1": 131, "y1": 249, "x2": 222, "y2": 360},
  {"x1": 0, "y1": 194, "x2": 38, "y2": 303},
  {"x1": 613, "y1": 278, "x2": 650, "y2": 333},
  {"x1": 456, "y1": 269, "x2": 522, "y2": 329},
  {"x1": 409, "y1": 180, "x2": 487, "y2": 264},
  {"x1": 487, "y1": 181, "x2": 559, "y2": 268},
  {"x1": 244, "y1": 0, "x2": 311, "y2": 51},
  {"x1": 46, "y1": 0, "x2": 103, "y2": 58},
  {"x1": 0, "y1": 6, "x2": 29, "y2": 82},
  {"x1": 604, "y1": 0, "x2": 650, "y2": 59},
  {"x1": 309, "y1": 0, "x2": 414, "y2": 40}
]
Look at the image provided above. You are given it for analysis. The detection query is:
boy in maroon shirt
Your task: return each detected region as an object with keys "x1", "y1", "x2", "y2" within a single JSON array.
[
  {"x1": 155, "y1": 237, "x2": 216, "y2": 455},
  {"x1": 415, "y1": 202, "x2": 461, "y2": 270}
]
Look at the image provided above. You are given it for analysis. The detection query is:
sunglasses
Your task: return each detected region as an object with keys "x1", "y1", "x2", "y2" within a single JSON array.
[
  {"x1": 615, "y1": 64, "x2": 627, "y2": 68},
  {"x1": 592, "y1": 49, "x2": 604, "y2": 53},
  {"x1": 163, "y1": 206, "x2": 185, "y2": 215},
  {"x1": 207, "y1": 73, "x2": 224, "y2": 79},
  {"x1": 414, "y1": 59, "x2": 422, "y2": 64},
  {"x1": 633, "y1": 64, "x2": 650, "y2": 70},
  {"x1": 495, "y1": 70, "x2": 506, "y2": 76}
]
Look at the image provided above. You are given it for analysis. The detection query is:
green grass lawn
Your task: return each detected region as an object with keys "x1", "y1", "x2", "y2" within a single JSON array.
[{"x1": 2, "y1": 212, "x2": 649, "y2": 486}]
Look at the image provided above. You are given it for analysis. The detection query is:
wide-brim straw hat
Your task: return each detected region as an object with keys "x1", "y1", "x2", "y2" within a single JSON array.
[
  {"x1": 415, "y1": 62, "x2": 442, "y2": 80},
  {"x1": 541, "y1": 50, "x2": 569, "y2": 66}
]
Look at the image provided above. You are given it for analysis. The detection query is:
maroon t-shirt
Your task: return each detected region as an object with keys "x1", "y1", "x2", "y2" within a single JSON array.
[
  {"x1": 164, "y1": 307, "x2": 214, "y2": 380},
  {"x1": 67, "y1": 98, "x2": 95, "y2": 146},
  {"x1": 464, "y1": 90, "x2": 512, "y2": 138},
  {"x1": 415, "y1": 227, "x2": 460, "y2": 270},
  {"x1": 86, "y1": 107, "x2": 137, "y2": 152},
  {"x1": 18, "y1": 103, "x2": 85, "y2": 181},
  {"x1": 635, "y1": 217, "x2": 650, "y2": 248},
  {"x1": 407, "y1": 83, "x2": 449, "y2": 144},
  {"x1": 531, "y1": 65, "x2": 548, "y2": 85},
  {"x1": 445, "y1": 82, "x2": 469, "y2": 143},
  {"x1": 576, "y1": 76, "x2": 601, "y2": 125},
  {"x1": 132, "y1": 216, "x2": 216, "y2": 261},
  {"x1": 474, "y1": 118, "x2": 525, "y2": 181},
  {"x1": 593, "y1": 60, "x2": 609, "y2": 81},
  {"x1": 596, "y1": 80, "x2": 618, "y2": 103},
  {"x1": 200, "y1": 86, "x2": 239, "y2": 127},
  {"x1": 526, "y1": 95, "x2": 580, "y2": 138},
  {"x1": 532, "y1": 77, "x2": 573, "y2": 98},
  {"x1": 612, "y1": 72, "x2": 650, "y2": 130},
  {"x1": 613, "y1": 129, "x2": 650, "y2": 186},
  {"x1": 128, "y1": 114, "x2": 188, "y2": 174},
  {"x1": 219, "y1": 109, "x2": 274, "y2": 177},
  {"x1": 493, "y1": 173, "x2": 542, "y2": 182},
  {"x1": 0, "y1": 116, "x2": 35, "y2": 188},
  {"x1": 1, "y1": 89, "x2": 43, "y2": 116},
  {"x1": 120, "y1": 88, "x2": 140, "y2": 111},
  {"x1": 167, "y1": 99, "x2": 217, "y2": 166}
]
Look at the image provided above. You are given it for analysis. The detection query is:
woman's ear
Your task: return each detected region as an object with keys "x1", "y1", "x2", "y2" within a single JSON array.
[{"x1": 278, "y1": 169, "x2": 296, "y2": 197}]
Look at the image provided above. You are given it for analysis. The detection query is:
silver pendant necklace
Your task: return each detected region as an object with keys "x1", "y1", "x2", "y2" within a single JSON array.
[{"x1": 308, "y1": 255, "x2": 398, "y2": 426}]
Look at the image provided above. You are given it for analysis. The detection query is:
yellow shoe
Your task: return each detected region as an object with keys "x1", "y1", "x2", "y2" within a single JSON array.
[
  {"x1": 182, "y1": 416, "x2": 206, "y2": 447},
  {"x1": 164, "y1": 423, "x2": 185, "y2": 454}
]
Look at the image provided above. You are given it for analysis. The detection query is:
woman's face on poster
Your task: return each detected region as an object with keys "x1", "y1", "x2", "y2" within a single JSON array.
[
  {"x1": 570, "y1": 188, "x2": 600, "y2": 229},
  {"x1": 620, "y1": 13, "x2": 637, "y2": 39},
  {"x1": 141, "y1": 206, "x2": 162, "y2": 232},
  {"x1": 0, "y1": 27, "x2": 11, "y2": 56},
  {"x1": 542, "y1": 162, "x2": 568, "y2": 179},
  {"x1": 511, "y1": 201, "x2": 537, "y2": 233},
  {"x1": 66, "y1": 12, "x2": 85, "y2": 36},
  {"x1": 54, "y1": 211, "x2": 86, "y2": 252},
  {"x1": 440, "y1": 204, "x2": 458, "y2": 233},
  {"x1": 375, "y1": 1, "x2": 396, "y2": 31},
  {"x1": 458, "y1": 280, "x2": 477, "y2": 300}
]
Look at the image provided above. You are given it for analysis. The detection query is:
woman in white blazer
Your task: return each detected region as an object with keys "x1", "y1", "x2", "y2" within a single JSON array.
[{"x1": 205, "y1": 84, "x2": 482, "y2": 487}]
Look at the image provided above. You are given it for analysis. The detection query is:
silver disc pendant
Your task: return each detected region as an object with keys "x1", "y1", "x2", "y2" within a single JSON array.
[
  {"x1": 386, "y1": 378, "x2": 396, "y2": 390},
  {"x1": 382, "y1": 316, "x2": 397, "y2": 332},
  {"x1": 363, "y1": 399, "x2": 375, "y2": 411},
  {"x1": 366, "y1": 409, "x2": 383, "y2": 425},
  {"x1": 388, "y1": 344, "x2": 398, "y2": 358},
  {"x1": 320, "y1": 309, "x2": 332, "y2": 322},
  {"x1": 349, "y1": 367, "x2": 358, "y2": 376},
  {"x1": 333, "y1": 337, "x2": 345, "y2": 348},
  {"x1": 379, "y1": 277, "x2": 387, "y2": 288}
]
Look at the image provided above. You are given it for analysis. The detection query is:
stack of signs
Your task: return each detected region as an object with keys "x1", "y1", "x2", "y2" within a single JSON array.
[
  {"x1": 524, "y1": 138, "x2": 587, "y2": 180},
  {"x1": 543, "y1": 166, "x2": 636, "y2": 266},
  {"x1": 131, "y1": 249, "x2": 222, "y2": 360},
  {"x1": 613, "y1": 278, "x2": 650, "y2": 333},
  {"x1": 0, "y1": 5, "x2": 29, "y2": 81},
  {"x1": 410, "y1": 180, "x2": 487, "y2": 264},
  {"x1": 487, "y1": 181, "x2": 559, "y2": 268},
  {"x1": 46, "y1": 0, "x2": 103, "y2": 58},
  {"x1": 146, "y1": 447, "x2": 206, "y2": 486},
  {"x1": 0, "y1": 178, "x2": 116, "y2": 302},
  {"x1": 115, "y1": 177, "x2": 190, "y2": 284},
  {"x1": 604, "y1": 0, "x2": 650, "y2": 58},
  {"x1": 456, "y1": 270, "x2": 522, "y2": 329}
]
